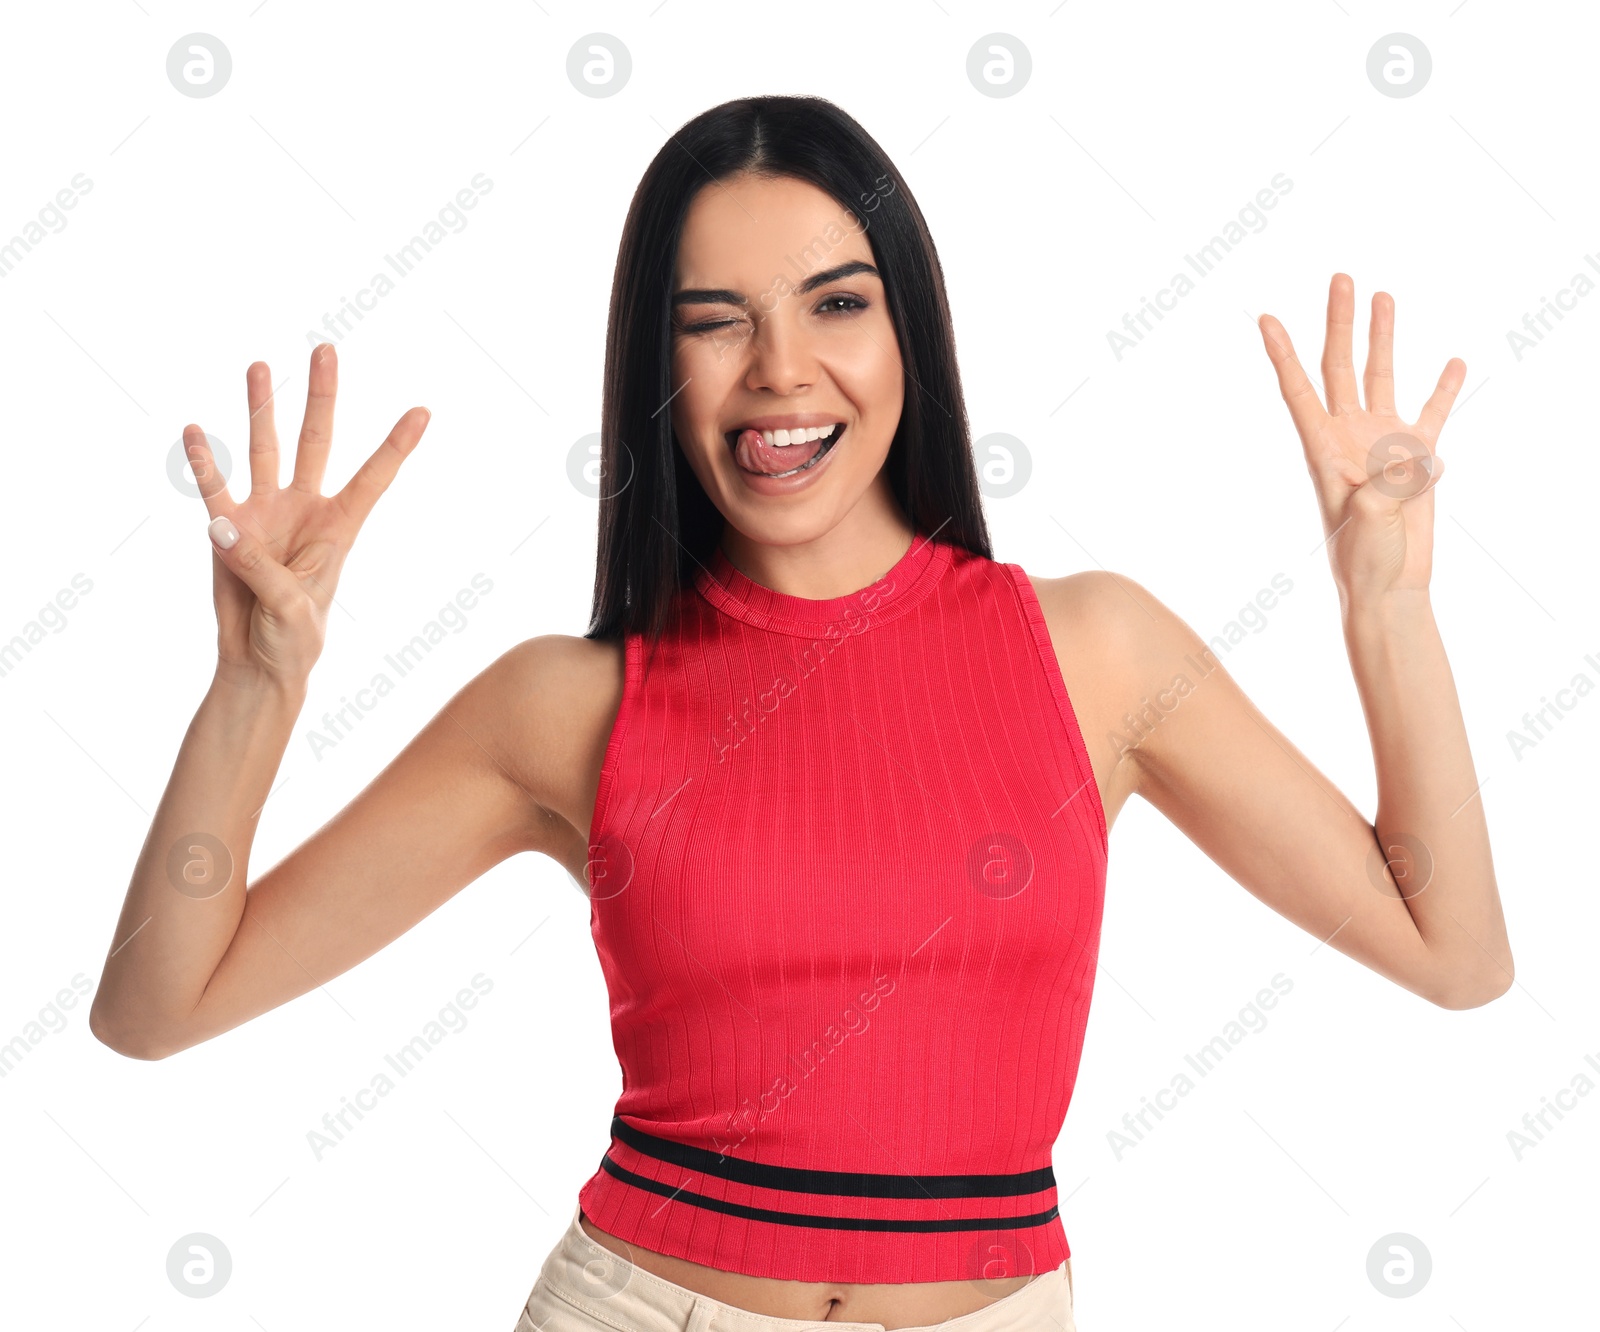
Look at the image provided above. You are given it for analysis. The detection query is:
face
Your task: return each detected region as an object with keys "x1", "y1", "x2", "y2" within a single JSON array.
[{"x1": 668, "y1": 172, "x2": 906, "y2": 549}]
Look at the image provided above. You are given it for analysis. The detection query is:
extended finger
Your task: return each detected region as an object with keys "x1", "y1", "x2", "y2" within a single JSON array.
[
  {"x1": 1363, "y1": 291, "x2": 1396, "y2": 417},
  {"x1": 246, "y1": 361, "x2": 280, "y2": 494},
  {"x1": 184, "y1": 424, "x2": 237, "y2": 519},
  {"x1": 332, "y1": 406, "x2": 431, "y2": 532},
  {"x1": 292, "y1": 343, "x2": 338, "y2": 493},
  {"x1": 1415, "y1": 357, "x2": 1467, "y2": 441},
  {"x1": 1258, "y1": 314, "x2": 1330, "y2": 447},
  {"x1": 1321, "y1": 272, "x2": 1360, "y2": 416}
]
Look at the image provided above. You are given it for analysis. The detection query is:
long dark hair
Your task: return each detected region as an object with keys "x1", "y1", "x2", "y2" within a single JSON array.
[{"x1": 586, "y1": 95, "x2": 991, "y2": 640}]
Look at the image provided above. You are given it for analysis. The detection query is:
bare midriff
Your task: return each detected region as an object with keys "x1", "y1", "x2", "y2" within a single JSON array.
[{"x1": 578, "y1": 1211, "x2": 1044, "y2": 1328}]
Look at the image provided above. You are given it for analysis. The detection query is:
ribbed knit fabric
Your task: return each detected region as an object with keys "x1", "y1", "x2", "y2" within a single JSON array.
[{"x1": 576, "y1": 534, "x2": 1109, "y2": 1284}]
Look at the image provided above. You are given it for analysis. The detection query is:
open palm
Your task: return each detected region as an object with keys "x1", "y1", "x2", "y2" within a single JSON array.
[
  {"x1": 187, "y1": 344, "x2": 430, "y2": 687},
  {"x1": 1257, "y1": 273, "x2": 1465, "y2": 602}
]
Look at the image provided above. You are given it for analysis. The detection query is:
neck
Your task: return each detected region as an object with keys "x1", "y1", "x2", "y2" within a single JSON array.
[{"x1": 719, "y1": 480, "x2": 916, "y2": 599}]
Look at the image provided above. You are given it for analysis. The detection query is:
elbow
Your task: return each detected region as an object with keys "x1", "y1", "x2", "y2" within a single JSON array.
[
  {"x1": 1428, "y1": 963, "x2": 1515, "y2": 1011},
  {"x1": 88, "y1": 1000, "x2": 177, "y2": 1061}
]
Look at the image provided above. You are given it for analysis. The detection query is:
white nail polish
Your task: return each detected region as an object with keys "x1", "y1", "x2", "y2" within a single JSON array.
[{"x1": 209, "y1": 516, "x2": 239, "y2": 549}]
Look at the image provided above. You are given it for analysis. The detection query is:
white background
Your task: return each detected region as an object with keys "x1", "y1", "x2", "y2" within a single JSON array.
[{"x1": 1, "y1": 1, "x2": 1594, "y2": 1328}]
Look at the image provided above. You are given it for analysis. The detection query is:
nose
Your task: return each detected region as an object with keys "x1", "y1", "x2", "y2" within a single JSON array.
[{"x1": 741, "y1": 304, "x2": 817, "y2": 395}]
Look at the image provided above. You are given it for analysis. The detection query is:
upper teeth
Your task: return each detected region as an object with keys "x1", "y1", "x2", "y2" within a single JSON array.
[{"x1": 761, "y1": 423, "x2": 839, "y2": 448}]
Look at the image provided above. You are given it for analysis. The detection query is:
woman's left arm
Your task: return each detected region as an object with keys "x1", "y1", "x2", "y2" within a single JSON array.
[
  {"x1": 1048, "y1": 273, "x2": 1512, "y2": 1010},
  {"x1": 1258, "y1": 273, "x2": 1510, "y2": 1007}
]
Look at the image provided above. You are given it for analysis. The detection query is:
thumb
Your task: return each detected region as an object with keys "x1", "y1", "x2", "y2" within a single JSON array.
[{"x1": 207, "y1": 514, "x2": 306, "y2": 614}]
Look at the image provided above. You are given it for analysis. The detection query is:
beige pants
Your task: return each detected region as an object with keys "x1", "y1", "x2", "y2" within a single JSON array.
[{"x1": 514, "y1": 1205, "x2": 1077, "y2": 1331}]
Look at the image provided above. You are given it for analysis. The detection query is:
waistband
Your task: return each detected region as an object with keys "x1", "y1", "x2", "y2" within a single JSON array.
[
  {"x1": 581, "y1": 1116, "x2": 1068, "y2": 1285},
  {"x1": 532, "y1": 1203, "x2": 1071, "y2": 1332}
]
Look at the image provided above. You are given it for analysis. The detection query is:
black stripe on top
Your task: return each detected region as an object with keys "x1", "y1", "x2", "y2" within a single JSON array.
[
  {"x1": 609, "y1": 1117, "x2": 1057, "y2": 1200},
  {"x1": 601, "y1": 1156, "x2": 1063, "y2": 1233}
]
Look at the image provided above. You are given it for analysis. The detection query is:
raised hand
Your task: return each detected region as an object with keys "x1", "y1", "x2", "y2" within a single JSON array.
[
  {"x1": 187, "y1": 343, "x2": 430, "y2": 689},
  {"x1": 1257, "y1": 273, "x2": 1465, "y2": 604}
]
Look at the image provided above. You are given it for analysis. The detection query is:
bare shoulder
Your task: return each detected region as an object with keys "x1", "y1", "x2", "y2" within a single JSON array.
[
  {"x1": 1026, "y1": 568, "x2": 1191, "y2": 669},
  {"x1": 1027, "y1": 568, "x2": 1195, "y2": 656},
  {"x1": 1023, "y1": 570, "x2": 1198, "y2": 825},
  {"x1": 472, "y1": 633, "x2": 626, "y2": 854},
  {"x1": 1030, "y1": 568, "x2": 1144, "y2": 631},
  {"x1": 493, "y1": 632, "x2": 625, "y2": 722}
]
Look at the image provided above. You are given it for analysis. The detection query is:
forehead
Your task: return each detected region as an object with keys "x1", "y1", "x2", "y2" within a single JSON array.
[{"x1": 674, "y1": 173, "x2": 872, "y2": 285}]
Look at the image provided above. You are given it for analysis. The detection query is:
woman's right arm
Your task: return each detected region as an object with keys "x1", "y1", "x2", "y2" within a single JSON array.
[
  {"x1": 89, "y1": 345, "x2": 620, "y2": 1058},
  {"x1": 88, "y1": 638, "x2": 616, "y2": 1060}
]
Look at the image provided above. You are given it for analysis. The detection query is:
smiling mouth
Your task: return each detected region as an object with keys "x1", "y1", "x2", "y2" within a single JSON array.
[{"x1": 726, "y1": 422, "x2": 845, "y2": 478}]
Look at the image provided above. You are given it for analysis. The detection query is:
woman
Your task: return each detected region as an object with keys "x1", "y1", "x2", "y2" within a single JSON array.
[{"x1": 90, "y1": 96, "x2": 1511, "y2": 1331}]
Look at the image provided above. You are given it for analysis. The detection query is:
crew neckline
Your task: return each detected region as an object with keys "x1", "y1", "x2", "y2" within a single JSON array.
[{"x1": 694, "y1": 532, "x2": 954, "y2": 637}]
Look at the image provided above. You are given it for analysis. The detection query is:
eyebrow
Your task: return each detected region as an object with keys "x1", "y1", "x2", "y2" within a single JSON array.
[{"x1": 671, "y1": 260, "x2": 880, "y2": 307}]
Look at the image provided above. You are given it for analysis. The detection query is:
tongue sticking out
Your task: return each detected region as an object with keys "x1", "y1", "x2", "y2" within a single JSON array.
[{"x1": 735, "y1": 427, "x2": 830, "y2": 476}]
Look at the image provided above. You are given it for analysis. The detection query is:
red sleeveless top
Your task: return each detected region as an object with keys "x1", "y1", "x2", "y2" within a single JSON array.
[{"x1": 576, "y1": 535, "x2": 1108, "y2": 1284}]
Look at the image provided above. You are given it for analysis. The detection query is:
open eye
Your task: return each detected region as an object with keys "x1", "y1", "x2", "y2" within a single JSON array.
[{"x1": 816, "y1": 294, "x2": 868, "y2": 316}]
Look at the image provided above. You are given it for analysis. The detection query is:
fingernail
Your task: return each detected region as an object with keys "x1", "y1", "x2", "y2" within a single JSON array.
[
  {"x1": 209, "y1": 516, "x2": 239, "y2": 549},
  {"x1": 1418, "y1": 457, "x2": 1435, "y2": 476}
]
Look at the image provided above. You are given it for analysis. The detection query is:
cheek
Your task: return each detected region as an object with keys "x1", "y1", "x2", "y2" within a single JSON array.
[
  {"x1": 670, "y1": 339, "x2": 700, "y2": 390},
  {"x1": 668, "y1": 387, "x2": 729, "y2": 490},
  {"x1": 670, "y1": 347, "x2": 720, "y2": 432},
  {"x1": 674, "y1": 337, "x2": 745, "y2": 419},
  {"x1": 834, "y1": 327, "x2": 904, "y2": 428},
  {"x1": 870, "y1": 354, "x2": 905, "y2": 413}
]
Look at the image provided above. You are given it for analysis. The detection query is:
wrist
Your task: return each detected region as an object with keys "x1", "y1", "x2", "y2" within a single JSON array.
[
  {"x1": 1340, "y1": 585, "x2": 1433, "y2": 635},
  {"x1": 212, "y1": 658, "x2": 309, "y2": 709}
]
